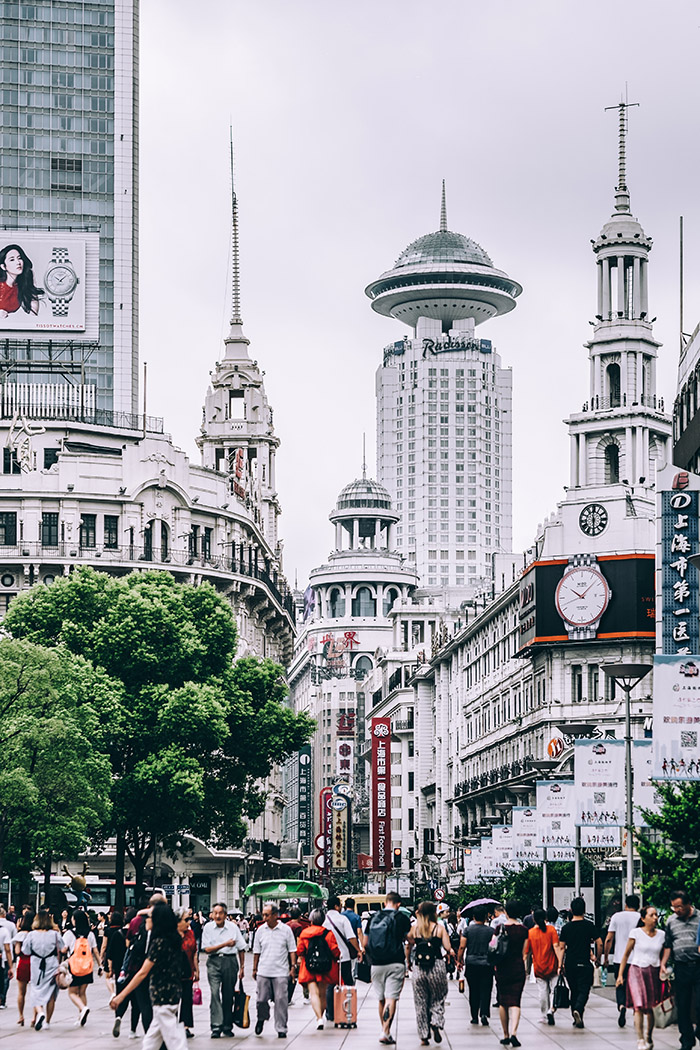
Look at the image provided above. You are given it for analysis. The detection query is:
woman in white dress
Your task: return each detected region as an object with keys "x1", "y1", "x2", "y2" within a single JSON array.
[
  {"x1": 21, "y1": 910, "x2": 65, "y2": 1032},
  {"x1": 616, "y1": 906, "x2": 665, "y2": 1050}
]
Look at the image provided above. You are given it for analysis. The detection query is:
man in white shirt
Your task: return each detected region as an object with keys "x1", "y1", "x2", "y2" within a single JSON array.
[
  {"x1": 253, "y1": 903, "x2": 297, "y2": 1039},
  {"x1": 603, "y1": 894, "x2": 641, "y2": 1028},
  {"x1": 0, "y1": 923, "x2": 13, "y2": 1009},
  {"x1": 323, "y1": 896, "x2": 360, "y2": 1022},
  {"x1": 202, "y1": 901, "x2": 247, "y2": 1039}
]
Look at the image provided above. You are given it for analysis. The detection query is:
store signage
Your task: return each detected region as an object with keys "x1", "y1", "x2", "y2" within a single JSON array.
[
  {"x1": 574, "y1": 739, "x2": 626, "y2": 826},
  {"x1": 336, "y1": 739, "x2": 354, "y2": 780},
  {"x1": 298, "y1": 746, "x2": 312, "y2": 853},
  {"x1": 653, "y1": 655, "x2": 700, "y2": 779},
  {"x1": 331, "y1": 802, "x2": 349, "y2": 870},
  {"x1": 371, "y1": 717, "x2": 391, "y2": 871},
  {"x1": 320, "y1": 787, "x2": 333, "y2": 872},
  {"x1": 422, "y1": 336, "x2": 492, "y2": 357},
  {"x1": 660, "y1": 483, "x2": 699, "y2": 654},
  {"x1": 536, "y1": 780, "x2": 576, "y2": 846}
]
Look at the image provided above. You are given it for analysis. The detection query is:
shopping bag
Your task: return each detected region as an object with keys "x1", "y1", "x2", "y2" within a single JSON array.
[
  {"x1": 192, "y1": 982, "x2": 202, "y2": 1006},
  {"x1": 333, "y1": 984, "x2": 358, "y2": 1028},
  {"x1": 592, "y1": 964, "x2": 601, "y2": 988},
  {"x1": 54, "y1": 961, "x2": 73, "y2": 989},
  {"x1": 653, "y1": 985, "x2": 676, "y2": 1029},
  {"x1": 552, "y1": 973, "x2": 570, "y2": 1010},
  {"x1": 232, "y1": 976, "x2": 250, "y2": 1029},
  {"x1": 356, "y1": 960, "x2": 372, "y2": 984}
]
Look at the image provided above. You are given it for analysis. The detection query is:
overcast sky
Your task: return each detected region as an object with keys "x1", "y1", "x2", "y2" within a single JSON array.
[{"x1": 138, "y1": 1, "x2": 700, "y2": 586}]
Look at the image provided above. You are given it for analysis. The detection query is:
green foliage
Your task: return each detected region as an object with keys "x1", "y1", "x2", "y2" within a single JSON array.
[{"x1": 638, "y1": 781, "x2": 700, "y2": 903}]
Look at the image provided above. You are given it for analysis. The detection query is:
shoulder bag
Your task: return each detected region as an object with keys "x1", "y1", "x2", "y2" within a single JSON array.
[{"x1": 326, "y1": 913, "x2": 358, "y2": 960}]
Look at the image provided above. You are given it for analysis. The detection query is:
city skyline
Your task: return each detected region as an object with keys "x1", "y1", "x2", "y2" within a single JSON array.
[{"x1": 138, "y1": 0, "x2": 700, "y2": 582}]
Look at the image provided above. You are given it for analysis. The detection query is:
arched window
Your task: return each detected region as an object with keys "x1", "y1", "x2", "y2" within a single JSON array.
[
  {"x1": 606, "y1": 363, "x2": 621, "y2": 407},
  {"x1": 605, "y1": 443, "x2": 620, "y2": 484},
  {"x1": 160, "y1": 521, "x2": 170, "y2": 560},
  {"x1": 352, "y1": 586, "x2": 376, "y2": 617},
  {"x1": 354, "y1": 655, "x2": 372, "y2": 678},
  {"x1": 143, "y1": 520, "x2": 154, "y2": 561},
  {"x1": 383, "y1": 587, "x2": 399, "y2": 616},
  {"x1": 328, "y1": 587, "x2": 345, "y2": 618}
]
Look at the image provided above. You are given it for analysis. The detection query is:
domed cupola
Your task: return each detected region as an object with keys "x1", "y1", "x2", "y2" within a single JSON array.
[
  {"x1": 365, "y1": 181, "x2": 522, "y2": 332},
  {"x1": 330, "y1": 471, "x2": 399, "y2": 553}
]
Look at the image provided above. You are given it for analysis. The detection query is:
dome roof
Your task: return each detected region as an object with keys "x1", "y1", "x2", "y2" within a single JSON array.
[
  {"x1": 336, "y1": 477, "x2": 392, "y2": 511},
  {"x1": 394, "y1": 229, "x2": 493, "y2": 270}
]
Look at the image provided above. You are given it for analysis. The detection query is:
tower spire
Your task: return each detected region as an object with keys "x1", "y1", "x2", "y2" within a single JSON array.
[
  {"x1": 362, "y1": 432, "x2": 367, "y2": 479},
  {"x1": 605, "y1": 97, "x2": 638, "y2": 213},
  {"x1": 229, "y1": 127, "x2": 242, "y2": 325},
  {"x1": 439, "y1": 179, "x2": 448, "y2": 232}
]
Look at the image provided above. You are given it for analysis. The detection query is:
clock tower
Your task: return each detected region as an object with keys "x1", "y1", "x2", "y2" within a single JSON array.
[{"x1": 538, "y1": 102, "x2": 672, "y2": 565}]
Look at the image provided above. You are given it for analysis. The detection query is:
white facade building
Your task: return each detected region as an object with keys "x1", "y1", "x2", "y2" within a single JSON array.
[{"x1": 367, "y1": 186, "x2": 521, "y2": 600}]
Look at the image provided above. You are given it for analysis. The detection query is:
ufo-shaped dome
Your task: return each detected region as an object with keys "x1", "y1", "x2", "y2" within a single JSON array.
[
  {"x1": 336, "y1": 477, "x2": 392, "y2": 511},
  {"x1": 394, "y1": 229, "x2": 493, "y2": 270}
]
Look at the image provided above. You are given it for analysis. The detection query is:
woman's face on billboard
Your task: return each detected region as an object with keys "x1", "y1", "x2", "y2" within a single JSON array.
[{"x1": 2, "y1": 249, "x2": 23, "y2": 279}]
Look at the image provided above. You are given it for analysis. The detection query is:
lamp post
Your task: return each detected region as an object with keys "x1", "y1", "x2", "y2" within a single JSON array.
[{"x1": 602, "y1": 663, "x2": 653, "y2": 896}]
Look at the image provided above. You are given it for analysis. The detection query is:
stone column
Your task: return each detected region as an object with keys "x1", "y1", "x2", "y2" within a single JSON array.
[
  {"x1": 374, "y1": 518, "x2": 382, "y2": 548},
  {"x1": 633, "y1": 256, "x2": 641, "y2": 318},
  {"x1": 570, "y1": 434, "x2": 579, "y2": 487},
  {"x1": 602, "y1": 259, "x2": 611, "y2": 318},
  {"x1": 335, "y1": 521, "x2": 342, "y2": 550},
  {"x1": 617, "y1": 256, "x2": 625, "y2": 316},
  {"x1": 578, "y1": 434, "x2": 587, "y2": 487},
  {"x1": 352, "y1": 518, "x2": 359, "y2": 549}
]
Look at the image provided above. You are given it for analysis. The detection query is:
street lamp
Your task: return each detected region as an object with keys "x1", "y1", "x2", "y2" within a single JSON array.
[{"x1": 602, "y1": 663, "x2": 653, "y2": 896}]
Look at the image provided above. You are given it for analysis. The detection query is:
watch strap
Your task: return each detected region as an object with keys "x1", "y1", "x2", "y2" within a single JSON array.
[
  {"x1": 48, "y1": 248, "x2": 76, "y2": 316},
  {"x1": 564, "y1": 554, "x2": 601, "y2": 640}
]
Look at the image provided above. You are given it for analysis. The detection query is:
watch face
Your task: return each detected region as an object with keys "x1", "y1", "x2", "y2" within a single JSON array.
[
  {"x1": 579, "y1": 503, "x2": 608, "y2": 537},
  {"x1": 45, "y1": 264, "x2": 77, "y2": 296},
  {"x1": 555, "y1": 567, "x2": 611, "y2": 627}
]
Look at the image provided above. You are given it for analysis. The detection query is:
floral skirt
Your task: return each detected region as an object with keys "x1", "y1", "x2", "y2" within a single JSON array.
[{"x1": 626, "y1": 964, "x2": 662, "y2": 1011}]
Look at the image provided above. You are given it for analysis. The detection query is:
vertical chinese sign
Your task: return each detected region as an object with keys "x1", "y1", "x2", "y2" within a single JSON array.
[
  {"x1": 297, "y1": 746, "x2": 312, "y2": 854},
  {"x1": 371, "y1": 717, "x2": 391, "y2": 871},
  {"x1": 331, "y1": 797, "x2": 349, "y2": 870},
  {"x1": 660, "y1": 478, "x2": 699, "y2": 655}
]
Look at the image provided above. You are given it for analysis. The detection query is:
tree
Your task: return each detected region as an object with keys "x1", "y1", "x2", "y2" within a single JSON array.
[
  {"x1": 637, "y1": 782, "x2": 700, "y2": 903},
  {"x1": 0, "y1": 639, "x2": 116, "y2": 898}
]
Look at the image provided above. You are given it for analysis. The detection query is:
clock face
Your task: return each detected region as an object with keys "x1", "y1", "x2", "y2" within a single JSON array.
[
  {"x1": 45, "y1": 265, "x2": 77, "y2": 296},
  {"x1": 579, "y1": 503, "x2": 608, "y2": 537},
  {"x1": 555, "y1": 567, "x2": 611, "y2": 627}
]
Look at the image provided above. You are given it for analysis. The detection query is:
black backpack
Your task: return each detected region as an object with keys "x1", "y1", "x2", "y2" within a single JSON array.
[
  {"x1": 305, "y1": 931, "x2": 333, "y2": 975},
  {"x1": 368, "y1": 910, "x2": 402, "y2": 965},
  {"x1": 414, "y1": 937, "x2": 439, "y2": 972},
  {"x1": 488, "y1": 925, "x2": 510, "y2": 963}
]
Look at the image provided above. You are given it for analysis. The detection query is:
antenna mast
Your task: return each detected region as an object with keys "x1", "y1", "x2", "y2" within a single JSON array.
[
  {"x1": 604, "y1": 97, "x2": 638, "y2": 212},
  {"x1": 440, "y1": 179, "x2": 448, "y2": 233},
  {"x1": 229, "y1": 127, "x2": 242, "y2": 325}
]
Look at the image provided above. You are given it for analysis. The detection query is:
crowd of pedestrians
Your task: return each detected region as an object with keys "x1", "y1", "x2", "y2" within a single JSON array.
[{"x1": 0, "y1": 884, "x2": 698, "y2": 1048}]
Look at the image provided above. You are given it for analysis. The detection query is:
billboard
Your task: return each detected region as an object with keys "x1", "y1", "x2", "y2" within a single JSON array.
[
  {"x1": 653, "y1": 655, "x2": 700, "y2": 778},
  {"x1": 512, "y1": 806, "x2": 543, "y2": 862},
  {"x1": 371, "y1": 718, "x2": 391, "y2": 871},
  {"x1": 574, "y1": 739, "x2": 626, "y2": 826},
  {"x1": 297, "y1": 746, "x2": 312, "y2": 853},
  {"x1": 632, "y1": 740, "x2": 660, "y2": 824},
  {"x1": 658, "y1": 472, "x2": 700, "y2": 655},
  {"x1": 0, "y1": 231, "x2": 99, "y2": 338},
  {"x1": 536, "y1": 780, "x2": 576, "y2": 846},
  {"x1": 331, "y1": 798, "x2": 349, "y2": 871}
]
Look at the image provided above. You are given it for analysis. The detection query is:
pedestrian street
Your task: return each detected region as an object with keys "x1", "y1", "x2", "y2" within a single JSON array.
[{"x1": 0, "y1": 967, "x2": 682, "y2": 1050}]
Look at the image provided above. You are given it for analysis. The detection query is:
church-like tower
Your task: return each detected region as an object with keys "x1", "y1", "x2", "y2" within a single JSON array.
[{"x1": 196, "y1": 144, "x2": 281, "y2": 553}]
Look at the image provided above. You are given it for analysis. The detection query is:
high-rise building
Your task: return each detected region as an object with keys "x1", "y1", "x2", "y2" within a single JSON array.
[
  {"x1": 0, "y1": 0, "x2": 138, "y2": 416},
  {"x1": 366, "y1": 184, "x2": 521, "y2": 597}
]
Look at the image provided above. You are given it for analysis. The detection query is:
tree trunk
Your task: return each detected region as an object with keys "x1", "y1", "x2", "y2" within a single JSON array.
[
  {"x1": 114, "y1": 830, "x2": 126, "y2": 912},
  {"x1": 17, "y1": 837, "x2": 32, "y2": 908},
  {"x1": 42, "y1": 854, "x2": 52, "y2": 903}
]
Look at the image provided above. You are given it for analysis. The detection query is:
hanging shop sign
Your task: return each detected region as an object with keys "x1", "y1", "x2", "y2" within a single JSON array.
[
  {"x1": 331, "y1": 798, "x2": 349, "y2": 870},
  {"x1": 297, "y1": 746, "x2": 313, "y2": 853},
  {"x1": 336, "y1": 739, "x2": 355, "y2": 781},
  {"x1": 658, "y1": 468, "x2": 700, "y2": 655},
  {"x1": 492, "y1": 825, "x2": 515, "y2": 869},
  {"x1": 512, "y1": 806, "x2": 543, "y2": 862},
  {"x1": 371, "y1": 717, "x2": 391, "y2": 871},
  {"x1": 653, "y1": 655, "x2": 700, "y2": 779},
  {"x1": 536, "y1": 780, "x2": 576, "y2": 847},
  {"x1": 574, "y1": 739, "x2": 626, "y2": 826}
]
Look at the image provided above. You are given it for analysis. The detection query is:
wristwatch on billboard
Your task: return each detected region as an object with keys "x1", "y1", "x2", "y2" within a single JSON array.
[
  {"x1": 44, "y1": 247, "x2": 79, "y2": 317},
  {"x1": 555, "y1": 553, "x2": 611, "y2": 640}
]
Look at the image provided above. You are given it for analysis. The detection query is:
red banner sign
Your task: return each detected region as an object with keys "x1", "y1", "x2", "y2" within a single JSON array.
[{"x1": 371, "y1": 717, "x2": 391, "y2": 871}]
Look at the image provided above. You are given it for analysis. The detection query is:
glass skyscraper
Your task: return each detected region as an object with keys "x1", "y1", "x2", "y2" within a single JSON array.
[{"x1": 0, "y1": 0, "x2": 138, "y2": 416}]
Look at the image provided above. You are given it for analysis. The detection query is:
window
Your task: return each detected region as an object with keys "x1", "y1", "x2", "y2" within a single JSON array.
[
  {"x1": 50, "y1": 156, "x2": 82, "y2": 190},
  {"x1": 354, "y1": 655, "x2": 372, "y2": 678},
  {"x1": 352, "y1": 587, "x2": 376, "y2": 617},
  {"x1": 189, "y1": 524, "x2": 200, "y2": 558},
  {"x1": 605, "y1": 443, "x2": 620, "y2": 484},
  {"x1": 2, "y1": 448, "x2": 20, "y2": 475},
  {"x1": 41, "y1": 512, "x2": 59, "y2": 547},
  {"x1": 0, "y1": 513, "x2": 16, "y2": 545},
  {"x1": 383, "y1": 587, "x2": 399, "y2": 615},
  {"x1": 43, "y1": 448, "x2": 59, "y2": 469},
  {"x1": 606, "y1": 362, "x2": 621, "y2": 407},
  {"x1": 229, "y1": 390, "x2": 245, "y2": 420},
  {"x1": 104, "y1": 514, "x2": 118, "y2": 549},
  {"x1": 408, "y1": 808, "x2": 415, "y2": 831},
  {"x1": 571, "y1": 664, "x2": 583, "y2": 703},
  {"x1": 79, "y1": 514, "x2": 96, "y2": 549},
  {"x1": 588, "y1": 664, "x2": 599, "y2": 701},
  {"x1": 203, "y1": 527, "x2": 212, "y2": 560},
  {"x1": 328, "y1": 587, "x2": 345, "y2": 617},
  {"x1": 408, "y1": 771, "x2": 415, "y2": 792}
]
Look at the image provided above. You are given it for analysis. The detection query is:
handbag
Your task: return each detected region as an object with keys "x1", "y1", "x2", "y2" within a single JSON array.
[
  {"x1": 552, "y1": 973, "x2": 570, "y2": 1010},
  {"x1": 55, "y1": 961, "x2": 73, "y2": 989},
  {"x1": 653, "y1": 984, "x2": 676, "y2": 1029},
  {"x1": 232, "y1": 976, "x2": 250, "y2": 1029},
  {"x1": 192, "y1": 982, "x2": 202, "y2": 1006},
  {"x1": 357, "y1": 959, "x2": 372, "y2": 983}
]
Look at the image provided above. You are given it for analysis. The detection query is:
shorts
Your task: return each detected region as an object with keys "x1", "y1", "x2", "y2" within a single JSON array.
[{"x1": 371, "y1": 962, "x2": 405, "y2": 1002}]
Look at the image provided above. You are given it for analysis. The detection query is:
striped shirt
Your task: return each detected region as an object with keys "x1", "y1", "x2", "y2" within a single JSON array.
[{"x1": 664, "y1": 908, "x2": 700, "y2": 964}]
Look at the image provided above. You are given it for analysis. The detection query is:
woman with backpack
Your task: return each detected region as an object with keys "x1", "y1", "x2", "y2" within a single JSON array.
[
  {"x1": 295, "y1": 908, "x2": 341, "y2": 1029},
  {"x1": 63, "y1": 908, "x2": 102, "y2": 1027},
  {"x1": 493, "y1": 900, "x2": 529, "y2": 1048},
  {"x1": 526, "y1": 908, "x2": 563, "y2": 1025},
  {"x1": 405, "y1": 901, "x2": 454, "y2": 1045}
]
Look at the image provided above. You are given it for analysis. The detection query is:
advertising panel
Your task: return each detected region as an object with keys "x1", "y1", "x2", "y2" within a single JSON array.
[
  {"x1": 0, "y1": 231, "x2": 99, "y2": 338},
  {"x1": 297, "y1": 746, "x2": 312, "y2": 853},
  {"x1": 480, "y1": 837, "x2": 501, "y2": 880},
  {"x1": 580, "y1": 826, "x2": 620, "y2": 848},
  {"x1": 574, "y1": 739, "x2": 626, "y2": 825},
  {"x1": 658, "y1": 472, "x2": 700, "y2": 655},
  {"x1": 492, "y1": 825, "x2": 515, "y2": 869},
  {"x1": 371, "y1": 717, "x2": 391, "y2": 871},
  {"x1": 536, "y1": 780, "x2": 576, "y2": 846},
  {"x1": 463, "y1": 848, "x2": 480, "y2": 882},
  {"x1": 653, "y1": 655, "x2": 700, "y2": 778},
  {"x1": 319, "y1": 787, "x2": 333, "y2": 872},
  {"x1": 331, "y1": 798, "x2": 349, "y2": 870},
  {"x1": 632, "y1": 740, "x2": 660, "y2": 823},
  {"x1": 512, "y1": 806, "x2": 543, "y2": 862}
]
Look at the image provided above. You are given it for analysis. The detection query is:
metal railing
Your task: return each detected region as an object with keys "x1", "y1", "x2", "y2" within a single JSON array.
[
  {"x1": 580, "y1": 394, "x2": 664, "y2": 413},
  {"x1": 0, "y1": 404, "x2": 164, "y2": 434}
]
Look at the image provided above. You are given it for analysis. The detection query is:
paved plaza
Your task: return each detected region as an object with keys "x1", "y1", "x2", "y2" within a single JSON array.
[{"x1": 0, "y1": 966, "x2": 683, "y2": 1049}]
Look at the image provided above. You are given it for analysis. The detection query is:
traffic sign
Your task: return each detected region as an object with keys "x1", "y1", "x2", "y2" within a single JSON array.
[
  {"x1": 433, "y1": 888, "x2": 446, "y2": 902},
  {"x1": 314, "y1": 834, "x2": 325, "y2": 850},
  {"x1": 314, "y1": 854, "x2": 326, "y2": 870},
  {"x1": 176, "y1": 884, "x2": 189, "y2": 893}
]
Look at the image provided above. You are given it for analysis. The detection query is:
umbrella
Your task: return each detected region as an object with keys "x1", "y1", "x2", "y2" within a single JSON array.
[{"x1": 462, "y1": 897, "x2": 501, "y2": 910}]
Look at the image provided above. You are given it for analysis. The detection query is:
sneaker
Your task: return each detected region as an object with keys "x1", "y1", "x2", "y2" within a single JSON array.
[
  {"x1": 637, "y1": 1041, "x2": 647, "y2": 1050},
  {"x1": 538, "y1": 1016, "x2": 549, "y2": 1024},
  {"x1": 211, "y1": 1034, "x2": 221, "y2": 1040},
  {"x1": 316, "y1": 1021, "x2": 324, "y2": 1030},
  {"x1": 113, "y1": 1016, "x2": 122, "y2": 1038},
  {"x1": 278, "y1": 1034, "x2": 287, "y2": 1039},
  {"x1": 43, "y1": 1023, "x2": 51, "y2": 1031},
  {"x1": 481, "y1": 1017, "x2": 489, "y2": 1025},
  {"x1": 432, "y1": 1026, "x2": 442, "y2": 1044},
  {"x1": 35, "y1": 1011, "x2": 45, "y2": 1032},
  {"x1": 129, "y1": 1034, "x2": 139, "y2": 1040},
  {"x1": 510, "y1": 1038, "x2": 521, "y2": 1048},
  {"x1": 573, "y1": 1010, "x2": 584, "y2": 1029},
  {"x1": 79, "y1": 1005, "x2": 90, "y2": 1026},
  {"x1": 255, "y1": 1018, "x2": 265, "y2": 1035}
]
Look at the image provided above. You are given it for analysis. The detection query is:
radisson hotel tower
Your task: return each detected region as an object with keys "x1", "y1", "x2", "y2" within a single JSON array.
[{"x1": 366, "y1": 186, "x2": 522, "y2": 597}]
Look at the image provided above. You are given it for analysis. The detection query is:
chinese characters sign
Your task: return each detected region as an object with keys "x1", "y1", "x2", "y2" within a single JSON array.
[
  {"x1": 661, "y1": 486, "x2": 699, "y2": 654},
  {"x1": 512, "y1": 806, "x2": 543, "y2": 862},
  {"x1": 574, "y1": 739, "x2": 626, "y2": 826},
  {"x1": 336, "y1": 739, "x2": 354, "y2": 781},
  {"x1": 371, "y1": 718, "x2": 391, "y2": 871},
  {"x1": 331, "y1": 798, "x2": 349, "y2": 870},
  {"x1": 536, "y1": 780, "x2": 576, "y2": 846},
  {"x1": 297, "y1": 746, "x2": 312, "y2": 853},
  {"x1": 653, "y1": 655, "x2": 700, "y2": 779}
]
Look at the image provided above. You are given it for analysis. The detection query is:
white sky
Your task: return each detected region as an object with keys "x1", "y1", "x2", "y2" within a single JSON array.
[{"x1": 138, "y1": 0, "x2": 700, "y2": 586}]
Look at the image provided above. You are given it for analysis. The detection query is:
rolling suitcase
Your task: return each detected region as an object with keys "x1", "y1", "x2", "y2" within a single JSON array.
[{"x1": 333, "y1": 983, "x2": 358, "y2": 1028}]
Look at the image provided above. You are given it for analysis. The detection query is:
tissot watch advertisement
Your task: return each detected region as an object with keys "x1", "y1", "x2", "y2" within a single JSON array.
[{"x1": 0, "y1": 231, "x2": 98, "y2": 336}]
